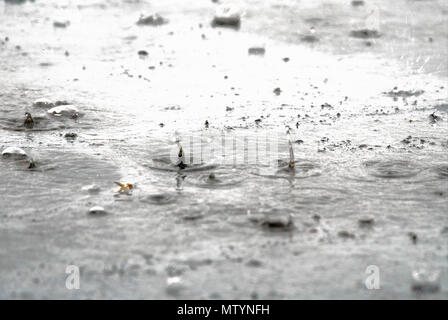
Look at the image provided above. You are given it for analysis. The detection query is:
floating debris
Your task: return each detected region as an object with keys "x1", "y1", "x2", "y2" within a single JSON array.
[
  {"x1": 33, "y1": 98, "x2": 54, "y2": 108},
  {"x1": 205, "y1": 120, "x2": 209, "y2": 128},
  {"x1": 136, "y1": 14, "x2": 167, "y2": 26},
  {"x1": 2, "y1": 147, "x2": 27, "y2": 158},
  {"x1": 88, "y1": 206, "x2": 106, "y2": 216},
  {"x1": 23, "y1": 112, "x2": 34, "y2": 129},
  {"x1": 248, "y1": 47, "x2": 265, "y2": 55},
  {"x1": 212, "y1": 5, "x2": 241, "y2": 28},
  {"x1": 114, "y1": 181, "x2": 134, "y2": 194},
  {"x1": 411, "y1": 269, "x2": 440, "y2": 293},
  {"x1": 47, "y1": 105, "x2": 79, "y2": 118},
  {"x1": 273, "y1": 87, "x2": 281, "y2": 96}
]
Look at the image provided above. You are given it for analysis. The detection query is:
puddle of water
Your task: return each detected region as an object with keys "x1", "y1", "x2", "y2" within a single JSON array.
[{"x1": 0, "y1": 0, "x2": 447, "y2": 299}]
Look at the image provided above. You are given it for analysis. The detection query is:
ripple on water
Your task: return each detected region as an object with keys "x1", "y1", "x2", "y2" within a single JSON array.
[
  {"x1": 0, "y1": 150, "x2": 119, "y2": 216},
  {"x1": 363, "y1": 160, "x2": 421, "y2": 179},
  {"x1": 435, "y1": 164, "x2": 448, "y2": 178},
  {"x1": 0, "y1": 115, "x2": 68, "y2": 132},
  {"x1": 252, "y1": 159, "x2": 321, "y2": 180},
  {"x1": 145, "y1": 156, "x2": 218, "y2": 173},
  {"x1": 185, "y1": 168, "x2": 246, "y2": 189},
  {"x1": 289, "y1": 186, "x2": 350, "y2": 205}
]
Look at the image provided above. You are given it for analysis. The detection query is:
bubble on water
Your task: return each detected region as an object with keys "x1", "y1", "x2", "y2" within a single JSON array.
[{"x1": 411, "y1": 269, "x2": 440, "y2": 293}]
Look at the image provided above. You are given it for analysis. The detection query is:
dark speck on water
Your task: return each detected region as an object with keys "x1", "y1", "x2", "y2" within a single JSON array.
[{"x1": 350, "y1": 29, "x2": 381, "y2": 39}]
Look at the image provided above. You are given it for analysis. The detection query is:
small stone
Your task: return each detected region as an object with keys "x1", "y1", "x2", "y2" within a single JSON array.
[
  {"x1": 88, "y1": 206, "x2": 106, "y2": 216},
  {"x1": 273, "y1": 87, "x2": 281, "y2": 96}
]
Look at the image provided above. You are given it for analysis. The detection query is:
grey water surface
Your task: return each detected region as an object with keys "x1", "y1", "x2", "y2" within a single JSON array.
[{"x1": 0, "y1": 0, "x2": 447, "y2": 299}]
